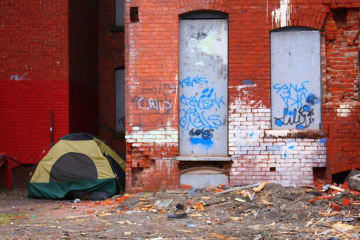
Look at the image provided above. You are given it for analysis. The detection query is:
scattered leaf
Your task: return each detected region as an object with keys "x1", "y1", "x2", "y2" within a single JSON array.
[
  {"x1": 209, "y1": 233, "x2": 237, "y2": 240},
  {"x1": 230, "y1": 216, "x2": 243, "y2": 221},
  {"x1": 309, "y1": 195, "x2": 332, "y2": 203},
  {"x1": 331, "y1": 202, "x2": 342, "y2": 211},
  {"x1": 342, "y1": 198, "x2": 352, "y2": 207},
  {"x1": 193, "y1": 202, "x2": 204, "y2": 211}
]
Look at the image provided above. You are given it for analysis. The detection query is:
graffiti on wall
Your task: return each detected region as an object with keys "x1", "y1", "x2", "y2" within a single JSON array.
[
  {"x1": 179, "y1": 76, "x2": 225, "y2": 147},
  {"x1": 134, "y1": 83, "x2": 176, "y2": 115},
  {"x1": 141, "y1": 83, "x2": 176, "y2": 96},
  {"x1": 271, "y1": 30, "x2": 321, "y2": 130},
  {"x1": 10, "y1": 72, "x2": 29, "y2": 81},
  {"x1": 180, "y1": 76, "x2": 208, "y2": 88},
  {"x1": 137, "y1": 97, "x2": 172, "y2": 114},
  {"x1": 273, "y1": 81, "x2": 320, "y2": 130}
]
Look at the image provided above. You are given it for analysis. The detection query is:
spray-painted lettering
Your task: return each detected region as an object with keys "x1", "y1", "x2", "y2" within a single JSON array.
[
  {"x1": 180, "y1": 88, "x2": 224, "y2": 111},
  {"x1": 180, "y1": 76, "x2": 208, "y2": 88},
  {"x1": 179, "y1": 87, "x2": 224, "y2": 130},
  {"x1": 273, "y1": 81, "x2": 319, "y2": 129},
  {"x1": 273, "y1": 81, "x2": 309, "y2": 109},
  {"x1": 10, "y1": 72, "x2": 29, "y2": 81},
  {"x1": 179, "y1": 76, "x2": 225, "y2": 147},
  {"x1": 189, "y1": 128, "x2": 214, "y2": 139},
  {"x1": 137, "y1": 97, "x2": 172, "y2": 114},
  {"x1": 142, "y1": 83, "x2": 176, "y2": 96}
]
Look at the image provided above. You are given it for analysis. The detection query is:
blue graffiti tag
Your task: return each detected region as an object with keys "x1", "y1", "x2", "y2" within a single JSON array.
[
  {"x1": 273, "y1": 81, "x2": 319, "y2": 129},
  {"x1": 179, "y1": 77, "x2": 225, "y2": 147},
  {"x1": 180, "y1": 76, "x2": 208, "y2": 88},
  {"x1": 180, "y1": 88, "x2": 225, "y2": 110},
  {"x1": 180, "y1": 110, "x2": 223, "y2": 130},
  {"x1": 273, "y1": 81, "x2": 309, "y2": 109}
]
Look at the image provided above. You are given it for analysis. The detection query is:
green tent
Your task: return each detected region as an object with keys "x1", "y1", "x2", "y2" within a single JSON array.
[{"x1": 28, "y1": 133, "x2": 125, "y2": 199}]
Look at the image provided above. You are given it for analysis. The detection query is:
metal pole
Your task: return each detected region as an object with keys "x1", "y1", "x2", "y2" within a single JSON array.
[{"x1": 50, "y1": 109, "x2": 54, "y2": 147}]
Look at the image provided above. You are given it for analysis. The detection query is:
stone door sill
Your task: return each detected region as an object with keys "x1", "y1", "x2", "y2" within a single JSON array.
[{"x1": 175, "y1": 156, "x2": 231, "y2": 161}]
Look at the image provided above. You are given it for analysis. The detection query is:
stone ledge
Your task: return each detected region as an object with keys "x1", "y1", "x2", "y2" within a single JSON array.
[
  {"x1": 264, "y1": 129, "x2": 327, "y2": 139},
  {"x1": 176, "y1": 156, "x2": 232, "y2": 161}
]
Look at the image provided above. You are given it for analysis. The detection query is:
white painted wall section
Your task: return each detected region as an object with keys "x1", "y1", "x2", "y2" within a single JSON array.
[{"x1": 272, "y1": 0, "x2": 292, "y2": 28}]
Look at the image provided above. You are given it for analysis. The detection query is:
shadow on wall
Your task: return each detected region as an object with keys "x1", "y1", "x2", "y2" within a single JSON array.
[{"x1": 332, "y1": 169, "x2": 360, "y2": 184}]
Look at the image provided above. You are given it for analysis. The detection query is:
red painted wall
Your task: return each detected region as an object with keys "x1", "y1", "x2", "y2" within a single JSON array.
[
  {"x1": 0, "y1": 0, "x2": 100, "y2": 166},
  {"x1": 0, "y1": 0, "x2": 70, "y2": 163}
]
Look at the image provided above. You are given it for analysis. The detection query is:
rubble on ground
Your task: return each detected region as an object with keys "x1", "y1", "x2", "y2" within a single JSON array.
[{"x1": 0, "y1": 180, "x2": 359, "y2": 239}]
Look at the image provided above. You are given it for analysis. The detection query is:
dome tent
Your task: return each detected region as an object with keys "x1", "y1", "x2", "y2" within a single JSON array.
[{"x1": 28, "y1": 133, "x2": 125, "y2": 199}]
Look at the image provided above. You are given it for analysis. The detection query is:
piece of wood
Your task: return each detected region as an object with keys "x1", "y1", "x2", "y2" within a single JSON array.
[
  {"x1": 208, "y1": 201, "x2": 232, "y2": 208},
  {"x1": 253, "y1": 182, "x2": 269, "y2": 192},
  {"x1": 329, "y1": 185, "x2": 345, "y2": 192},
  {"x1": 234, "y1": 198, "x2": 246, "y2": 203},
  {"x1": 215, "y1": 183, "x2": 260, "y2": 195}
]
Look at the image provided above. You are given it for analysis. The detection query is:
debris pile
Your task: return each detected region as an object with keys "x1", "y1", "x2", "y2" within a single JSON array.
[
  {"x1": 65, "y1": 179, "x2": 359, "y2": 239},
  {"x1": 1, "y1": 176, "x2": 360, "y2": 239}
]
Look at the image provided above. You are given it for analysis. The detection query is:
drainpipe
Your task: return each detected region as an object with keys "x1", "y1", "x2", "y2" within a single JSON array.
[{"x1": 50, "y1": 109, "x2": 54, "y2": 147}]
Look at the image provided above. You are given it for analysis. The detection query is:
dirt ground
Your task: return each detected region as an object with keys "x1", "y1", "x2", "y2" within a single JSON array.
[{"x1": 0, "y1": 183, "x2": 359, "y2": 240}]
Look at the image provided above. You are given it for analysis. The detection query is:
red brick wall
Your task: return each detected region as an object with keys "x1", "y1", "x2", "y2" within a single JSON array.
[
  {"x1": 68, "y1": 0, "x2": 99, "y2": 134},
  {"x1": 124, "y1": 0, "x2": 360, "y2": 191},
  {"x1": 98, "y1": 0, "x2": 126, "y2": 155},
  {"x1": 0, "y1": 0, "x2": 69, "y2": 163},
  {"x1": 322, "y1": 7, "x2": 360, "y2": 178}
]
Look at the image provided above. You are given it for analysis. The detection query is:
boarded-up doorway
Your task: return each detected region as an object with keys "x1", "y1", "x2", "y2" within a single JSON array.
[
  {"x1": 271, "y1": 28, "x2": 321, "y2": 130},
  {"x1": 179, "y1": 11, "x2": 228, "y2": 156}
]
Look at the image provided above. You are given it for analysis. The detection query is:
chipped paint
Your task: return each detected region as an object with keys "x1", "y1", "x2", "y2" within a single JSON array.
[
  {"x1": 126, "y1": 127, "x2": 178, "y2": 144},
  {"x1": 271, "y1": 0, "x2": 292, "y2": 28},
  {"x1": 157, "y1": 159, "x2": 172, "y2": 180},
  {"x1": 336, "y1": 102, "x2": 356, "y2": 117},
  {"x1": 237, "y1": 84, "x2": 257, "y2": 91},
  {"x1": 280, "y1": 140, "x2": 296, "y2": 158},
  {"x1": 228, "y1": 85, "x2": 268, "y2": 154},
  {"x1": 236, "y1": 131, "x2": 262, "y2": 149}
]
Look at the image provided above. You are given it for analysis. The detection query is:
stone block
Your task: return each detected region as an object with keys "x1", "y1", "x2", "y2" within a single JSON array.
[{"x1": 349, "y1": 174, "x2": 360, "y2": 191}]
